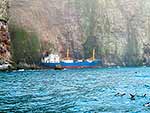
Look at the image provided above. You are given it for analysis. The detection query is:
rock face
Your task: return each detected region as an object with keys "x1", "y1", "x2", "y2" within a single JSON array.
[
  {"x1": 0, "y1": 0, "x2": 11, "y2": 65},
  {"x1": 0, "y1": 0, "x2": 9, "y2": 21},
  {"x1": 8, "y1": 0, "x2": 150, "y2": 66},
  {"x1": 9, "y1": 0, "x2": 84, "y2": 61}
]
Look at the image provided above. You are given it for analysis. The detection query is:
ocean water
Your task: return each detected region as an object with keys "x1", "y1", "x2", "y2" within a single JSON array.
[{"x1": 0, "y1": 67, "x2": 150, "y2": 113}]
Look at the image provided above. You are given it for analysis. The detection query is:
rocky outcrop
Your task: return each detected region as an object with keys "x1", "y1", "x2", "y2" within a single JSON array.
[
  {"x1": 0, "y1": 0, "x2": 11, "y2": 68},
  {"x1": 8, "y1": 0, "x2": 150, "y2": 66},
  {"x1": 0, "y1": 0, "x2": 9, "y2": 21}
]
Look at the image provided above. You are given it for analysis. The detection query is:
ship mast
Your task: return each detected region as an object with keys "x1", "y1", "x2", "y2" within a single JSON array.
[
  {"x1": 66, "y1": 48, "x2": 70, "y2": 60},
  {"x1": 92, "y1": 49, "x2": 96, "y2": 61},
  {"x1": 147, "y1": 16, "x2": 150, "y2": 42}
]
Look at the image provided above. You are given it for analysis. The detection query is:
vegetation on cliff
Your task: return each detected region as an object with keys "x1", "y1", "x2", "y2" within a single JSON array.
[{"x1": 10, "y1": 25, "x2": 40, "y2": 64}]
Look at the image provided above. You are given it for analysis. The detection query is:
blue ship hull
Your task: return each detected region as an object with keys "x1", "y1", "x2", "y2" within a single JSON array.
[{"x1": 41, "y1": 60, "x2": 101, "y2": 69}]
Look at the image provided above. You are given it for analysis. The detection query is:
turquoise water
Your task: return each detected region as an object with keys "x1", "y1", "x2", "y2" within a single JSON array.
[{"x1": 0, "y1": 67, "x2": 150, "y2": 113}]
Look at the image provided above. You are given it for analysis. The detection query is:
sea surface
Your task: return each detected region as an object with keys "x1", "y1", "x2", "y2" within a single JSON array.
[{"x1": 0, "y1": 67, "x2": 150, "y2": 113}]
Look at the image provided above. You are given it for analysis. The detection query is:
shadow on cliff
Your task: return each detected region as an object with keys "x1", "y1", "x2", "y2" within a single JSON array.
[{"x1": 9, "y1": 24, "x2": 41, "y2": 65}]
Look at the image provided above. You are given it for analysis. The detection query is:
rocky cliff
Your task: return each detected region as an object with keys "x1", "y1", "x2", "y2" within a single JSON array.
[
  {"x1": 0, "y1": 0, "x2": 11, "y2": 66},
  {"x1": 8, "y1": 0, "x2": 150, "y2": 66}
]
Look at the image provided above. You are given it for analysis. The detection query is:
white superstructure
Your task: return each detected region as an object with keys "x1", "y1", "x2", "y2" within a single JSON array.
[{"x1": 42, "y1": 54, "x2": 60, "y2": 63}]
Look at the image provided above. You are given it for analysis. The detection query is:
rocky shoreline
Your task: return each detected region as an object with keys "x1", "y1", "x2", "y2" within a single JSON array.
[{"x1": 0, "y1": 63, "x2": 42, "y2": 72}]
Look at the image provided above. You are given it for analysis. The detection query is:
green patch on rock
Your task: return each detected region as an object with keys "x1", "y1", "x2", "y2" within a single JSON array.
[{"x1": 9, "y1": 25, "x2": 41, "y2": 64}]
